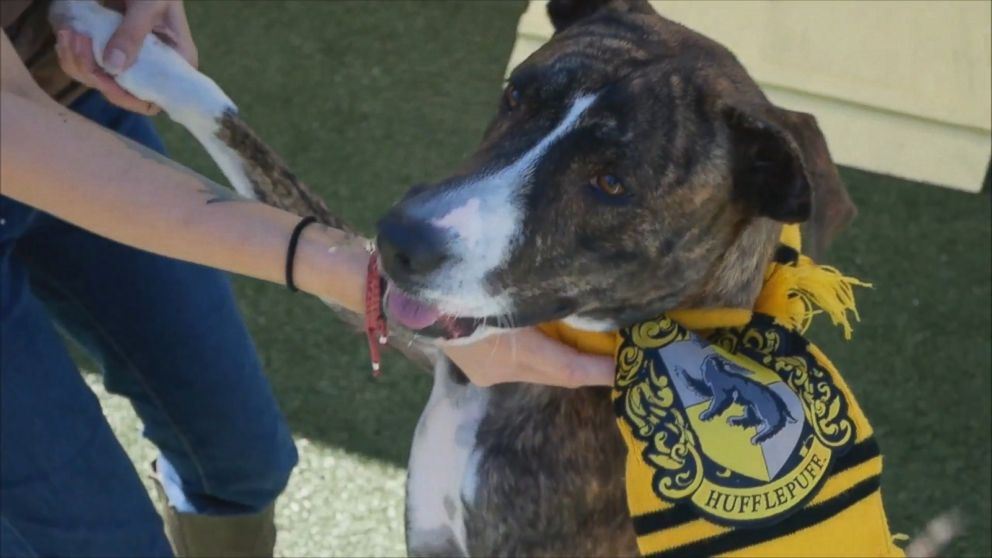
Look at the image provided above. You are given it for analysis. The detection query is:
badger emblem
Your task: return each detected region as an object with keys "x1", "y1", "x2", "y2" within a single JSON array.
[
  {"x1": 615, "y1": 315, "x2": 858, "y2": 525},
  {"x1": 675, "y1": 355, "x2": 797, "y2": 445}
]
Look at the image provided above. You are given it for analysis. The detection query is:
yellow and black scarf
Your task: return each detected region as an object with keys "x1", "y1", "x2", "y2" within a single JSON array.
[{"x1": 539, "y1": 225, "x2": 905, "y2": 557}]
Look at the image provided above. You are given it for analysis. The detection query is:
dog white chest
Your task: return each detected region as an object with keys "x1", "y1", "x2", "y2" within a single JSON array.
[{"x1": 406, "y1": 361, "x2": 489, "y2": 556}]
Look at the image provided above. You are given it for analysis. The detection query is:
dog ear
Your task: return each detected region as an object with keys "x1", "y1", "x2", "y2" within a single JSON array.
[
  {"x1": 777, "y1": 110, "x2": 857, "y2": 260},
  {"x1": 723, "y1": 102, "x2": 813, "y2": 224},
  {"x1": 547, "y1": 0, "x2": 651, "y2": 32}
]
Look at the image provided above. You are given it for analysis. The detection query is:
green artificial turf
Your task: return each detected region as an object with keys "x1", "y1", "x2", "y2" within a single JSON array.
[
  {"x1": 85, "y1": 1, "x2": 990, "y2": 555},
  {"x1": 806, "y1": 168, "x2": 991, "y2": 557}
]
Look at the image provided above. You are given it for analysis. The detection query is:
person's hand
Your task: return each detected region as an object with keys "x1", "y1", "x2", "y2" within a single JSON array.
[
  {"x1": 444, "y1": 328, "x2": 615, "y2": 388},
  {"x1": 53, "y1": 0, "x2": 197, "y2": 115}
]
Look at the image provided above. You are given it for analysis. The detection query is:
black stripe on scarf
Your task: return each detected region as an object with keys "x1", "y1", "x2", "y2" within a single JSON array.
[
  {"x1": 631, "y1": 437, "x2": 880, "y2": 536},
  {"x1": 646, "y1": 476, "x2": 882, "y2": 558}
]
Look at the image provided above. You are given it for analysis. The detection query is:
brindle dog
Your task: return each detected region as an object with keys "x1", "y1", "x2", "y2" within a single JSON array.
[
  {"x1": 51, "y1": 0, "x2": 860, "y2": 555},
  {"x1": 374, "y1": 1, "x2": 855, "y2": 556}
]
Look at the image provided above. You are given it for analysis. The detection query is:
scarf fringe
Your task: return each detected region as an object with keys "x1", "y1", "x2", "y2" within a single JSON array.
[
  {"x1": 755, "y1": 254, "x2": 872, "y2": 340},
  {"x1": 541, "y1": 226, "x2": 872, "y2": 351}
]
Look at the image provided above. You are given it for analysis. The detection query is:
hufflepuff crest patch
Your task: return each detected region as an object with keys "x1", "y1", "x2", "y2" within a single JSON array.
[{"x1": 613, "y1": 314, "x2": 856, "y2": 527}]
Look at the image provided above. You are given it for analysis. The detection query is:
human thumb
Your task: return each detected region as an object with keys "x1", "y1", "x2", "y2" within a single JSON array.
[{"x1": 103, "y1": 3, "x2": 160, "y2": 74}]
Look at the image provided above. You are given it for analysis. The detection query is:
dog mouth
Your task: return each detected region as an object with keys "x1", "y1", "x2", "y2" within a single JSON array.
[
  {"x1": 384, "y1": 283, "x2": 493, "y2": 341},
  {"x1": 383, "y1": 279, "x2": 582, "y2": 342}
]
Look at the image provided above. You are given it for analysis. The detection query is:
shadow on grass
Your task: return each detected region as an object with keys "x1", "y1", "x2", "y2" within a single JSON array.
[{"x1": 90, "y1": 2, "x2": 990, "y2": 555}]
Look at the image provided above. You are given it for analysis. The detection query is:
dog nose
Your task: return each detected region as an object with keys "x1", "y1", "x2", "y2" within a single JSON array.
[{"x1": 376, "y1": 210, "x2": 450, "y2": 279}]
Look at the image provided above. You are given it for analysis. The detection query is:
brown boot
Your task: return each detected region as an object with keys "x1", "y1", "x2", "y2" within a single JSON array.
[{"x1": 151, "y1": 466, "x2": 276, "y2": 557}]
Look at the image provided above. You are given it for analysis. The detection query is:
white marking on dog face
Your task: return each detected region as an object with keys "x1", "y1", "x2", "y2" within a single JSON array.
[
  {"x1": 406, "y1": 94, "x2": 599, "y2": 318},
  {"x1": 432, "y1": 198, "x2": 483, "y2": 248},
  {"x1": 406, "y1": 360, "x2": 489, "y2": 555}
]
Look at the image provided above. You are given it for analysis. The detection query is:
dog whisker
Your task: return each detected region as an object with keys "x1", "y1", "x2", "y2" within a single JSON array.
[{"x1": 489, "y1": 322, "x2": 502, "y2": 360}]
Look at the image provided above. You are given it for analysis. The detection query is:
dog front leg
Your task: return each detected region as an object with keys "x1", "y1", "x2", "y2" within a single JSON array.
[{"x1": 406, "y1": 359, "x2": 489, "y2": 557}]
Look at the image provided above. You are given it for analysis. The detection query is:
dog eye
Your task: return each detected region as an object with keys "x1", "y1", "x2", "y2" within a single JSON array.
[
  {"x1": 503, "y1": 85, "x2": 521, "y2": 110},
  {"x1": 590, "y1": 174, "x2": 625, "y2": 197}
]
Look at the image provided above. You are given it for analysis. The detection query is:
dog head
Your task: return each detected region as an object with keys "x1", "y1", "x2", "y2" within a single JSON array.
[{"x1": 376, "y1": 0, "x2": 854, "y2": 342}]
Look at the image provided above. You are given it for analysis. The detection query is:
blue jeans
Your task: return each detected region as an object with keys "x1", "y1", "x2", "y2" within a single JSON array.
[{"x1": 0, "y1": 92, "x2": 298, "y2": 557}]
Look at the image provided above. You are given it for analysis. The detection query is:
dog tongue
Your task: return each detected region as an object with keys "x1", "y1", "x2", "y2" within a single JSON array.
[{"x1": 387, "y1": 289, "x2": 441, "y2": 330}]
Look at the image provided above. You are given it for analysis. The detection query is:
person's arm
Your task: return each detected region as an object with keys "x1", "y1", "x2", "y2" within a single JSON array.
[
  {"x1": 1, "y1": 31, "x2": 367, "y2": 312},
  {"x1": 2, "y1": 28, "x2": 614, "y2": 388}
]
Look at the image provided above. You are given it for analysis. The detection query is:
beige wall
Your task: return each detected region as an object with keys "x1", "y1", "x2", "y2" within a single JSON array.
[{"x1": 507, "y1": 1, "x2": 991, "y2": 192}]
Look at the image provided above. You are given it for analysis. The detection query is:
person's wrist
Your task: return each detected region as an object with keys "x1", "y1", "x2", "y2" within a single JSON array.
[{"x1": 293, "y1": 225, "x2": 368, "y2": 313}]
